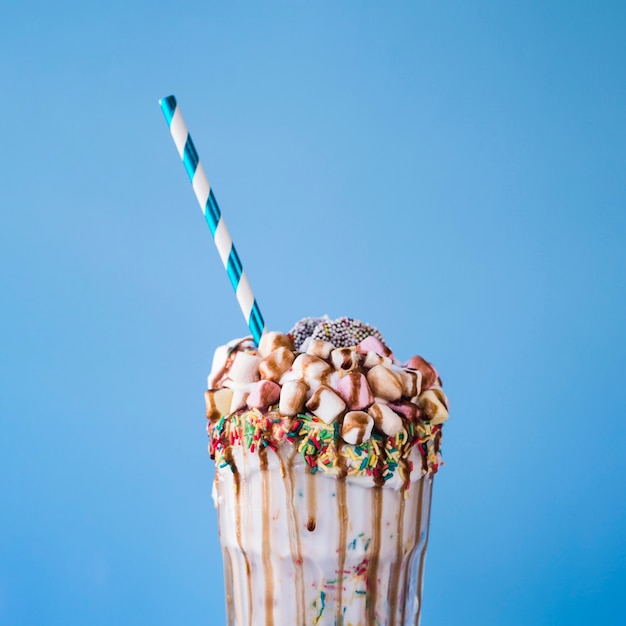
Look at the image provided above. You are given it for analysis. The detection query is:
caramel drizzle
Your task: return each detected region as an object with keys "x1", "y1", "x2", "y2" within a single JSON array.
[
  {"x1": 281, "y1": 449, "x2": 305, "y2": 625},
  {"x1": 400, "y1": 477, "x2": 425, "y2": 626},
  {"x1": 306, "y1": 469, "x2": 317, "y2": 532},
  {"x1": 335, "y1": 478, "x2": 348, "y2": 624},
  {"x1": 222, "y1": 550, "x2": 235, "y2": 626},
  {"x1": 259, "y1": 448, "x2": 275, "y2": 626},
  {"x1": 416, "y1": 476, "x2": 433, "y2": 623},
  {"x1": 387, "y1": 489, "x2": 406, "y2": 626},
  {"x1": 334, "y1": 441, "x2": 348, "y2": 624},
  {"x1": 366, "y1": 486, "x2": 383, "y2": 625},
  {"x1": 224, "y1": 447, "x2": 253, "y2": 626}
]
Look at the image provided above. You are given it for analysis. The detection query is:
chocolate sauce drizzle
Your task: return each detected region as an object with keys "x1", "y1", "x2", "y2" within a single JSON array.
[
  {"x1": 387, "y1": 492, "x2": 406, "y2": 626},
  {"x1": 366, "y1": 486, "x2": 383, "y2": 625},
  {"x1": 225, "y1": 447, "x2": 254, "y2": 626},
  {"x1": 307, "y1": 470, "x2": 317, "y2": 532},
  {"x1": 400, "y1": 477, "x2": 426, "y2": 626},
  {"x1": 281, "y1": 449, "x2": 305, "y2": 625},
  {"x1": 259, "y1": 448, "x2": 275, "y2": 626}
]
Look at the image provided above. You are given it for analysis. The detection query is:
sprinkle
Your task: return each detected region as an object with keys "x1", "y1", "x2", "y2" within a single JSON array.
[
  {"x1": 288, "y1": 316, "x2": 384, "y2": 350},
  {"x1": 312, "y1": 590, "x2": 327, "y2": 625},
  {"x1": 208, "y1": 395, "x2": 443, "y2": 479}
]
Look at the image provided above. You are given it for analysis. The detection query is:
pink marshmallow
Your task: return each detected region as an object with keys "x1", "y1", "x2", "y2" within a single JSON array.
[
  {"x1": 356, "y1": 336, "x2": 392, "y2": 358},
  {"x1": 404, "y1": 355, "x2": 438, "y2": 390},
  {"x1": 387, "y1": 400, "x2": 421, "y2": 421},
  {"x1": 246, "y1": 380, "x2": 281, "y2": 409},
  {"x1": 335, "y1": 372, "x2": 374, "y2": 410}
]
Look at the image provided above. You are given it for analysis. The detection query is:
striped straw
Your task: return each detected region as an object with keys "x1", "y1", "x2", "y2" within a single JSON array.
[{"x1": 158, "y1": 95, "x2": 265, "y2": 346}]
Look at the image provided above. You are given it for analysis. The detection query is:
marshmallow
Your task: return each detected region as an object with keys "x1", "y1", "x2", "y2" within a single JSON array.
[
  {"x1": 366, "y1": 364, "x2": 403, "y2": 401},
  {"x1": 306, "y1": 339, "x2": 335, "y2": 360},
  {"x1": 335, "y1": 372, "x2": 374, "y2": 410},
  {"x1": 416, "y1": 389, "x2": 449, "y2": 424},
  {"x1": 278, "y1": 367, "x2": 301, "y2": 386},
  {"x1": 229, "y1": 388, "x2": 250, "y2": 413},
  {"x1": 299, "y1": 336, "x2": 312, "y2": 353},
  {"x1": 258, "y1": 331, "x2": 295, "y2": 358},
  {"x1": 259, "y1": 347, "x2": 295, "y2": 382},
  {"x1": 204, "y1": 388, "x2": 234, "y2": 421},
  {"x1": 330, "y1": 347, "x2": 359, "y2": 372},
  {"x1": 291, "y1": 353, "x2": 332, "y2": 385},
  {"x1": 368, "y1": 402, "x2": 403, "y2": 436},
  {"x1": 279, "y1": 380, "x2": 309, "y2": 416},
  {"x1": 341, "y1": 411, "x2": 374, "y2": 445},
  {"x1": 228, "y1": 351, "x2": 262, "y2": 384},
  {"x1": 305, "y1": 384, "x2": 346, "y2": 424},
  {"x1": 362, "y1": 350, "x2": 393, "y2": 369},
  {"x1": 395, "y1": 367, "x2": 421, "y2": 399},
  {"x1": 356, "y1": 336, "x2": 392, "y2": 358},
  {"x1": 246, "y1": 380, "x2": 281, "y2": 409},
  {"x1": 404, "y1": 355, "x2": 438, "y2": 390},
  {"x1": 387, "y1": 400, "x2": 421, "y2": 421}
]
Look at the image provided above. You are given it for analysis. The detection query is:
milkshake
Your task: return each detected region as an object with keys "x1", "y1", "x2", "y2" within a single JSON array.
[{"x1": 206, "y1": 317, "x2": 448, "y2": 625}]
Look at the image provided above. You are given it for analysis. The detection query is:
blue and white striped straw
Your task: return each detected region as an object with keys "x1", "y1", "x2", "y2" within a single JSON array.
[{"x1": 158, "y1": 95, "x2": 265, "y2": 346}]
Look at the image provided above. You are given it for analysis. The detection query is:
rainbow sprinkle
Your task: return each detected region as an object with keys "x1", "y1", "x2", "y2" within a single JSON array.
[{"x1": 208, "y1": 408, "x2": 443, "y2": 481}]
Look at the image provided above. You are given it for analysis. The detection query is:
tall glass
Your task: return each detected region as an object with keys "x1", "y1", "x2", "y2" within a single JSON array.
[{"x1": 213, "y1": 443, "x2": 433, "y2": 626}]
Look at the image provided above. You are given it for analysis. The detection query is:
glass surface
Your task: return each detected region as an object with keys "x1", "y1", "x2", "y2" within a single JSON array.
[{"x1": 214, "y1": 445, "x2": 433, "y2": 625}]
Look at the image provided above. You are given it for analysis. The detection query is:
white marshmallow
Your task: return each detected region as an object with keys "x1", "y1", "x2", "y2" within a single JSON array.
[
  {"x1": 341, "y1": 411, "x2": 374, "y2": 445},
  {"x1": 228, "y1": 351, "x2": 262, "y2": 384},
  {"x1": 417, "y1": 389, "x2": 449, "y2": 424},
  {"x1": 363, "y1": 350, "x2": 393, "y2": 369},
  {"x1": 330, "y1": 347, "x2": 359, "y2": 372},
  {"x1": 258, "y1": 331, "x2": 294, "y2": 358},
  {"x1": 306, "y1": 339, "x2": 335, "y2": 360},
  {"x1": 278, "y1": 367, "x2": 301, "y2": 386},
  {"x1": 305, "y1": 384, "x2": 346, "y2": 424},
  {"x1": 393, "y1": 366, "x2": 421, "y2": 399},
  {"x1": 229, "y1": 388, "x2": 249, "y2": 413},
  {"x1": 368, "y1": 402, "x2": 403, "y2": 436},
  {"x1": 366, "y1": 364, "x2": 403, "y2": 401},
  {"x1": 291, "y1": 353, "x2": 332, "y2": 385},
  {"x1": 279, "y1": 380, "x2": 309, "y2": 416},
  {"x1": 259, "y1": 347, "x2": 295, "y2": 382},
  {"x1": 204, "y1": 388, "x2": 234, "y2": 421}
]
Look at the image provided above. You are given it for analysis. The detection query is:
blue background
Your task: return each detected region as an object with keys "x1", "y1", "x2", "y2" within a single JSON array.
[{"x1": 1, "y1": 1, "x2": 625, "y2": 624}]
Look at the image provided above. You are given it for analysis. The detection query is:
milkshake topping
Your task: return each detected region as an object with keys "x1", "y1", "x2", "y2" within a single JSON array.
[{"x1": 206, "y1": 317, "x2": 448, "y2": 484}]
